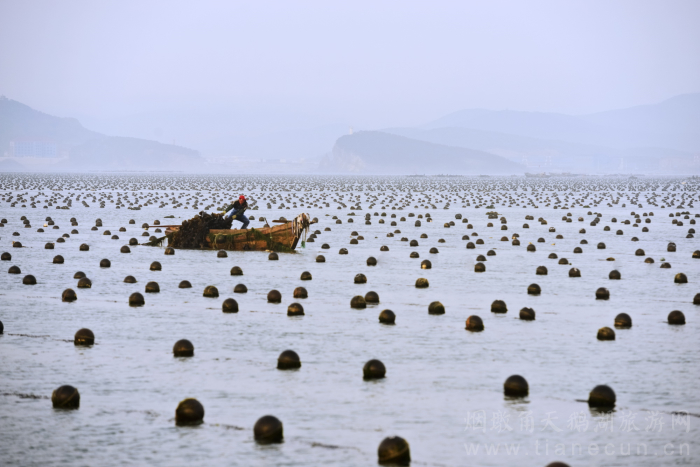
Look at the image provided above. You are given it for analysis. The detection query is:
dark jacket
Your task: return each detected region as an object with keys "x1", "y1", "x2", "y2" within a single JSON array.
[{"x1": 231, "y1": 199, "x2": 248, "y2": 211}]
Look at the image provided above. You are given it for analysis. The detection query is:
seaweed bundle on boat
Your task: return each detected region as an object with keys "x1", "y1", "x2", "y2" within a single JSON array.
[{"x1": 169, "y1": 211, "x2": 233, "y2": 249}]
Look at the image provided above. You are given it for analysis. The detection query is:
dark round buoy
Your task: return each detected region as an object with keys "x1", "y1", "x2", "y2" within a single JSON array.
[
  {"x1": 367, "y1": 256, "x2": 377, "y2": 266},
  {"x1": 300, "y1": 271, "x2": 312, "y2": 280},
  {"x1": 503, "y1": 375, "x2": 529, "y2": 397},
  {"x1": 567, "y1": 267, "x2": 580, "y2": 278},
  {"x1": 145, "y1": 281, "x2": 160, "y2": 293},
  {"x1": 233, "y1": 283, "x2": 247, "y2": 293},
  {"x1": 597, "y1": 327, "x2": 615, "y2": 340},
  {"x1": 74, "y1": 328, "x2": 95, "y2": 346},
  {"x1": 1, "y1": 252, "x2": 10, "y2": 261},
  {"x1": 150, "y1": 261, "x2": 161, "y2": 271},
  {"x1": 420, "y1": 259, "x2": 431, "y2": 269},
  {"x1": 491, "y1": 300, "x2": 507, "y2": 313},
  {"x1": 8, "y1": 265, "x2": 21, "y2": 274},
  {"x1": 588, "y1": 384, "x2": 616, "y2": 408},
  {"x1": 22, "y1": 274, "x2": 36, "y2": 285},
  {"x1": 217, "y1": 250, "x2": 228, "y2": 258},
  {"x1": 694, "y1": 293, "x2": 700, "y2": 305},
  {"x1": 162, "y1": 246, "x2": 174, "y2": 255},
  {"x1": 380, "y1": 245, "x2": 389, "y2": 251},
  {"x1": 519, "y1": 307, "x2": 536, "y2": 320},
  {"x1": 545, "y1": 463, "x2": 571, "y2": 467},
  {"x1": 614, "y1": 313, "x2": 632, "y2": 328},
  {"x1": 668, "y1": 310, "x2": 686, "y2": 325},
  {"x1": 465, "y1": 315, "x2": 484, "y2": 331},
  {"x1": 363, "y1": 359, "x2": 386, "y2": 379},
  {"x1": 268, "y1": 252, "x2": 279, "y2": 260},
  {"x1": 120, "y1": 245, "x2": 131, "y2": 254},
  {"x1": 287, "y1": 302, "x2": 304, "y2": 316},
  {"x1": 354, "y1": 273, "x2": 367, "y2": 284},
  {"x1": 674, "y1": 273, "x2": 688, "y2": 284},
  {"x1": 254, "y1": 415, "x2": 283, "y2": 443},
  {"x1": 77, "y1": 277, "x2": 92, "y2": 288},
  {"x1": 177, "y1": 280, "x2": 191, "y2": 289},
  {"x1": 277, "y1": 349, "x2": 301, "y2": 369},
  {"x1": 597, "y1": 242, "x2": 606, "y2": 249},
  {"x1": 608, "y1": 270, "x2": 621, "y2": 280},
  {"x1": 289, "y1": 286, "x2": 306, "y2": 299},
  {"x1": 230, "y1": 266, "x2": 243, "y2": 276},
  {"x1": 536, "y1": 266, "x2": 548, "y2": 275},
  {"x1": 203, "y1": 285, "x2": 219, "y2": 297},
  {"x1": 660, "y1": 262, "x2": 671, "y2": 269},
  {"x1": 73, "y1": 271, "x2": 85, "y2": 279},
  {"x1": 99, "y1": 258, "x2": 111, "y2": 268},
  {"x1": 527, "y1": 283, "x2": 541, "y2": 295},
  {"x1": 175, "y1": 398, "x2": 204, "y2": 426},
  {"x1": 267, "y1": 289, "x2": 282, "y2": 303},
  {"x1": 350, "y1": 295, "x2": 366, "y2": 309},
  {"x1": 693, "y1": 250, "x2": 700, "y2": 259},
  {"x1": 12, "y1": 241, "x2": 22, "y2": 248},
  {"x1": 52, "y1": 385, "x2": 80, "y2": 409},
  {"x1": 129, "y1": 238, "x2": 138, "y2": 246},
  {"x1": 526, "y1": 244, "x2": 536, "y2": 252},
  {"x1": 595, "y1": 287, "x2": 610, "y2": 300},
  {"x1": 365, "y1": 291, "x2": 379, "y2": 303},
  {"x1": 124, "y1": 275, "x2": 137, "y2": 283},
  {"x1": 415, "y1": 278, "x2": 429, "y2": 288},
  {"x1": 221, "y1": 298, "x2": 238, "y2": 313},
  {"x1": 316, "y1": 255, "x2": 326, "y2": 263},
  {"x1": 79, "y1": 244, "x2": 89, "y2": 251},
  {"x1": 62, "y1": 288, "x2": 77, "y2": 302},
  {"x1": 378, "y1": 436, "x2": 410, "y2": 465},
  {"x1": 474, "y1": 262, "x2": 485, "y2": 272},
  {"x1": 0, "y1": 320, "x2": 3, "y2": 334},
  {"x1": 379, "y1": 310, "x2": 396, "y2": 324},
  {"x1": 129, "y1": 292, "x2": 145, "y2": 306},
  {"x1": 429, "y1": 301, "x2": 445, "y2": 315},
  {"x1": 173, "y1": 339, "x2": 194, "y2": 357},
  {"x1": 548, "y1": 253, "x2": 557, "y2": 259},
  {"x1": 45, "y1": 242, "x2": 54, "y2": 250}
]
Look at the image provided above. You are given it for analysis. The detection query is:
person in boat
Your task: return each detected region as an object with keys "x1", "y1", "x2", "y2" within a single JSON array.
[{"x1": 223, "y1": 195, "x2": 250, "y2": 229}]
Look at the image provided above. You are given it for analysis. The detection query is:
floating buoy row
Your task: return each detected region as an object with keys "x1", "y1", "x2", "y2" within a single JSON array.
[{"x1": 3, "y1": 174, "x2": 698, "y2": 467}]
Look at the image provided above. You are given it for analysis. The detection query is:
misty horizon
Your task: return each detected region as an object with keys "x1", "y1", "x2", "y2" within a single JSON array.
[{"x1": 1, "y1": 1, "x2": 699, "y2": 174}]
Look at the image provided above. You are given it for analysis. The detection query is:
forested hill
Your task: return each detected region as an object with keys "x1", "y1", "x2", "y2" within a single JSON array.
[{"x1": 324, "y1": 131, "x2": 524, "y2": 174}]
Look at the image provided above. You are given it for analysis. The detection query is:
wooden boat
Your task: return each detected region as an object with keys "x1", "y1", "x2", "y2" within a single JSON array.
[{"x1": 159, "y1": 213, "x2": 313, "y2": 252}]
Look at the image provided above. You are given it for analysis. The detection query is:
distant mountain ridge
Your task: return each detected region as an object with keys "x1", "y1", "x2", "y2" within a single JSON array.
[
  {"x1": 421, "y1": 93, "x2": 700, "y2": 152},
  {"x1": 325, "y1": 131, "x2": 524, "y2": 174},
  {"x1": 0, "y1": 96, "x2": 203, "y2": 170}
]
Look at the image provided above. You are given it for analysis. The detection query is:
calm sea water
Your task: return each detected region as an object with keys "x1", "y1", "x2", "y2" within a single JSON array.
[{"x1": 1, "y1": 175, "x2": 698, "y2": 466}]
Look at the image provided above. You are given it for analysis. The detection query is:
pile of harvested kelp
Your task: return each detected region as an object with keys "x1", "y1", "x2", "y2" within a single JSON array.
[{"x1": 169, "y1": 211, "x2": 233, "y2": 249}]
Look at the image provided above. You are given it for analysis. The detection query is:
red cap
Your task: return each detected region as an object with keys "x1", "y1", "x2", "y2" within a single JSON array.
[{"x1": 239, "y1": 195, "x2": 246, "y2": 200}]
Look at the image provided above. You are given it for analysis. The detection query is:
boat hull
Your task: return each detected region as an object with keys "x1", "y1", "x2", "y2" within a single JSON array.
[{"x1": 165, "y1": 221, "x2": 302, "y2": 252}]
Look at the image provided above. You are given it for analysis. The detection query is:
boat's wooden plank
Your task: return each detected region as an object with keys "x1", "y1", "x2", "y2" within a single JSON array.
[{"x1": 164, "y1": 216, "x2": 303, "y2": 251}]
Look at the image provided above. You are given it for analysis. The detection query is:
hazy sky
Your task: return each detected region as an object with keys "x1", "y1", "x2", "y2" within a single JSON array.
[{"x1": 1, "y1": 0, "x2": 699, "y2": 130}]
